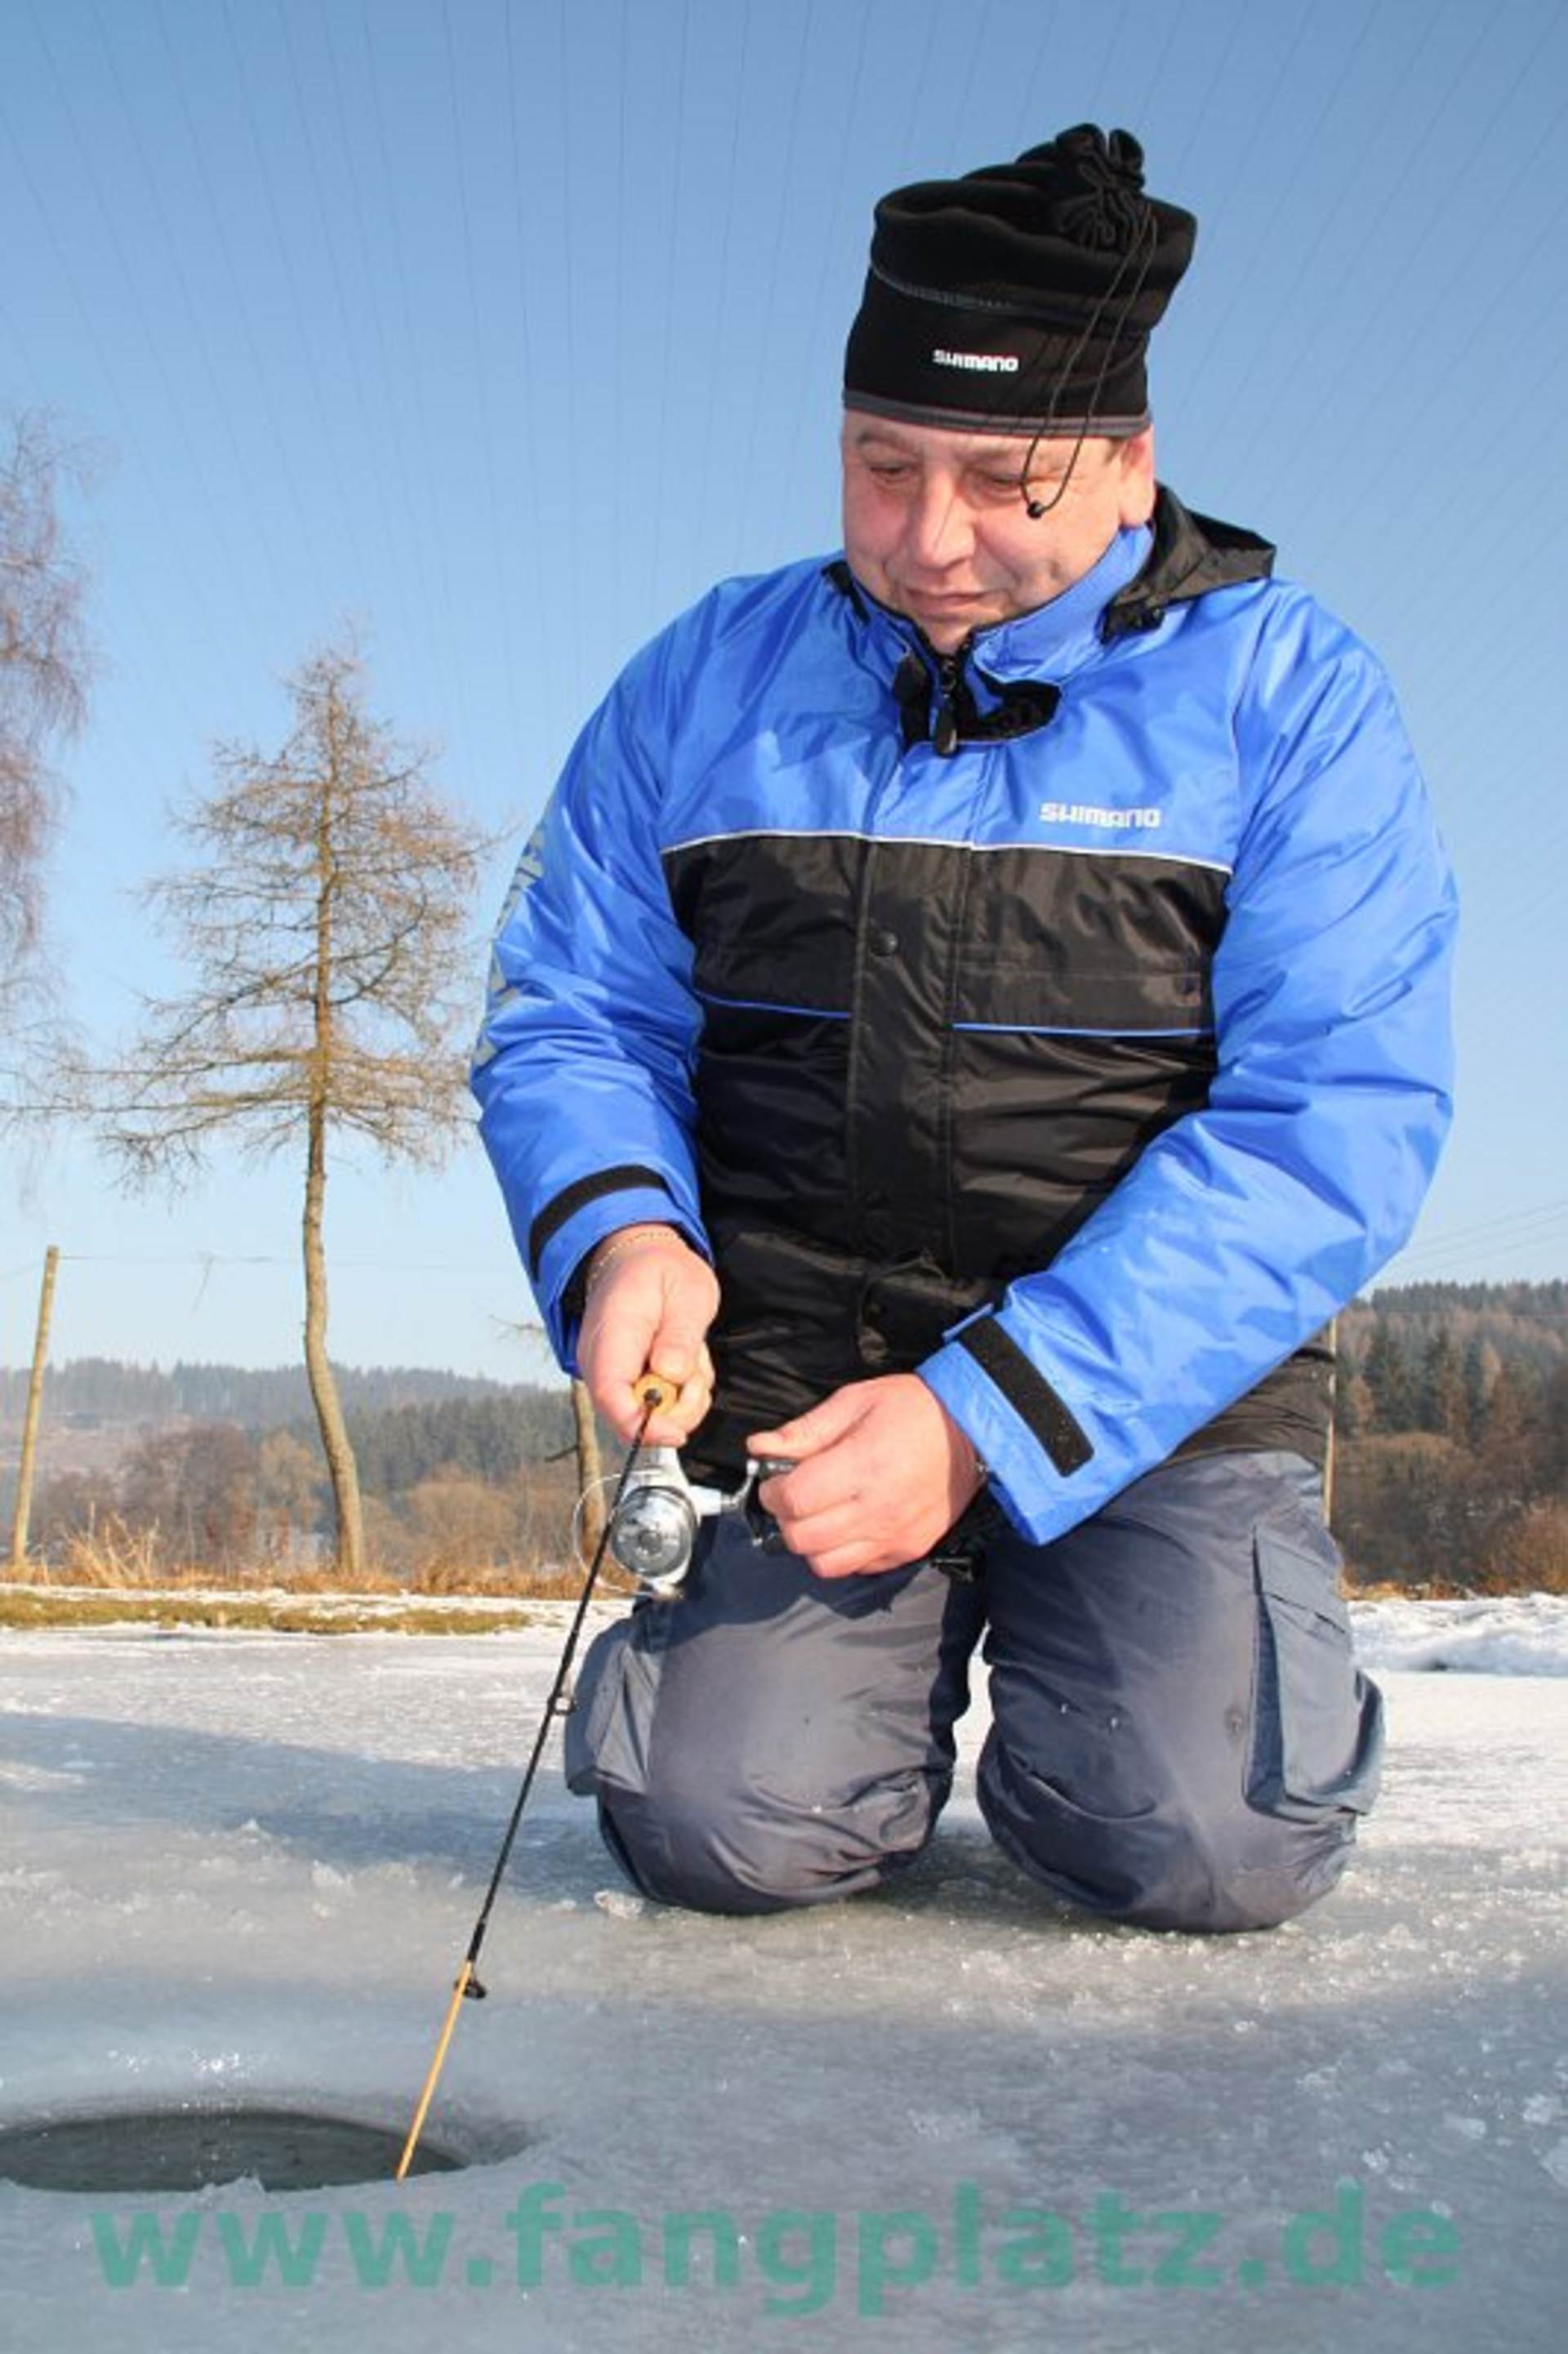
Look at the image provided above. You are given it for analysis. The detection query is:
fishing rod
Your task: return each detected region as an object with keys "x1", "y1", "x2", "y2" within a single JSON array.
[
  {"x1": 394, "y1": 1374, "x2": 675, "y2": 2182},
  {"x1": 394, "y1": 1375, "x2": 798, "y2": 2180}
]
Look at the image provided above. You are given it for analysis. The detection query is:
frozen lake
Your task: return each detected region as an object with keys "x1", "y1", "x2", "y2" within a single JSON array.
[{"x1": 2, "y1": 1605, "x2": 1565, "y2": 2351}]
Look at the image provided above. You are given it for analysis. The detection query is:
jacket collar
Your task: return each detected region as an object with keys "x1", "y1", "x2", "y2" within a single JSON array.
[{"x1": 826, "y1": 485, "x2": 1276, "y2": 685}]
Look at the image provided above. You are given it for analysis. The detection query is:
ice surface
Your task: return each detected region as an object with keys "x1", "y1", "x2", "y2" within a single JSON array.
[{"x1": 1, "y1": 1604, "x2": 1564, "y2": 2352}]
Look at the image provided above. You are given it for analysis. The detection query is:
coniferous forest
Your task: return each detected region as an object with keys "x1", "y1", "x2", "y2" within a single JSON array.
[{"x1": 1331, "y1": 1282, "x2": 1566, "y2": 1591}]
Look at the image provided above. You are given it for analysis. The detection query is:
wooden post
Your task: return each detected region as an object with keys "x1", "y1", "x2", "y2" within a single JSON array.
[
  {"x1": 9, "y1": 1244, "x2": 60, "y2": 1575},
  {"x1": 571, "y1": 1377, "x2": 605, "y2": 1563}
]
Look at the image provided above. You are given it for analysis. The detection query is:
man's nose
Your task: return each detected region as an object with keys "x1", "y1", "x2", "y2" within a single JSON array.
[{"x1": 902, "y1": 473, "x2": 974, "y2": 568}]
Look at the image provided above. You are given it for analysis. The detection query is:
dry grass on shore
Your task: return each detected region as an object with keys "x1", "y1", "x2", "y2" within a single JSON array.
[
  {"x1": 0, "y1": 1585, "x2": 552, "y2": 1636},
  {"x1": 5, "y1": 1511, "x2": 1525, "y2": 1627},
  {"x1": 6, "y1": 1512, "x2": 636, "y2": 1605}
]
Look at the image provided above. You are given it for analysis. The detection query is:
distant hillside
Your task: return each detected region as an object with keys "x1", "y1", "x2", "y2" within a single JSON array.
[
  {"x1": 0, "y1": 1359, "x2": 578, "y2": 1573},
  {"x1": 0, "y1": 1357, "x2": 545, "y2": 1431}
]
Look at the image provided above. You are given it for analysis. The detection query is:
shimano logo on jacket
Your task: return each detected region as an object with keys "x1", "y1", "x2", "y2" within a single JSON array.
[
  {"x1": 931, "y1": 348, "x2": 1021, "y2": 372},
  {"x1": 1040, "y1": 800, "x2": 1164, "y2": 831}
]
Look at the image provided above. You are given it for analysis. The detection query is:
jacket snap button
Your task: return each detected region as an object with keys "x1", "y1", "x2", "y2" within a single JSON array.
[{"x1": 870, "y1": 925, "x2": 899, "y2": 957}]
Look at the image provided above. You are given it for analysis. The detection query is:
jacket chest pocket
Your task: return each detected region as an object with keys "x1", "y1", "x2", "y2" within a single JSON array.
[
  {"x1": 954, "y1": 845, "x2": 1226, "y2": 1037},
  {"x1": 952, "y1": 956, "x2": 1211, "y2": 1036}
]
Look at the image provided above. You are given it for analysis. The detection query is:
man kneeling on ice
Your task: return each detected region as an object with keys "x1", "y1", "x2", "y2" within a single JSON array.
[{"x1": 471, "y1": 125, "x2": 1456, "y2": 1933}]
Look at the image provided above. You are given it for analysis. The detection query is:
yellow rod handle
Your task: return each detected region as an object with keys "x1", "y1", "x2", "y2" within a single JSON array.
[
  {"x1": 394, "y1": 1959, "x2": 474, "y2": 2182},
  {"x1": 635, "y1": 1375, "x2": 677, "y2": 1413}
]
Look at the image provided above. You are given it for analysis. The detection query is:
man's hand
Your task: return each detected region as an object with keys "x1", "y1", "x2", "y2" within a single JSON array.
[
  {"x1": 747, "y1": 1375, "x2": 986, "y2": 1578},
  {"x1": 577, "y1": 1224, "x2": 719, "y2": 1447}
]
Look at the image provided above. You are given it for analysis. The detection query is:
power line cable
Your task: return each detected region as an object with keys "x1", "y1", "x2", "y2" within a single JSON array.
[
  {"x1": 0, "y1": 81, "x2": 208, "y2": 754},
  {"x1": 1236, "y1": 7, "x2": 1566, "y2": 533},
  {"x1": 0, "y1": 23, "x2": 241, "y2": 716},
  {"x1": 185, "y1": 0, "x2": 381, "y2": 640},
  {"x1": 1085, "y1": 0, "x2": 1137, "y2": 123},
  {"x1": 318, "y1": 2, "x2": 452, "y2": 716},
  {"x1": 0, "y1": 282, "x2": 42, "y2": 394},
  {"x1": 1390, "y1": 1203, "x2": 1568, "y2": 1270},
  {"x1": 1116, "y1": 4, "x2": 1187, "y2": 144},
  {"x1": 87, "y1": 0, "x2": 302, "y2": 638},
  {"x1": 646, "y1": 0, "x2": 693, "y2": 619},
  {"x1": 1225, "y1": 0, "x2": 1508, "y2": 492},
  {"x1": 1009, "y1": 0, "x2": 1063, "y2": 154},
  {"x1": 737, "y1": 0, "x2": 814, "y2": 556},
  {"x1": 780, "y1": 0, "x2": 874, "y2": 531},
  {"x1": 942, "y1": 0, "x2": 996, "y2": 172},
  {"x1": 690, "y1": 0, "x2": 751, "y2": 569},
  {"x1": 501, "y1": 0, "x2": 552, "y2": 709},
  {"x1": 439, "y1": 0, "x2": 525, "y2": 777},
  {"x1": 1410, "y1": 588, "x2": 1568, "y2": 756},
  {"x1": 1158, "y1": 0, "x2": 1254, "y2": 194},
  {"x1": 26, "y1": 0, "x2": 274, "y2": 678},
  {"x1": 355, "y1": 0, "x2": 467, "y2": 736},
  {"x1": 1405, "y1": 1197, "x2": 1568, "y2": 1246},
  {"x1": 1178, "y1": 5, "x2": 1386, "y2": 483},
  {"x1": 273, "y1": 0, "x2": 427, "y2": 671},
  {"x1": 1383, "y1": 1227, "x2": 1568, "y2": 1280},
  {"x1": 555, "y1": 0, "x2": 586, "y2": 715},
  {"x1": 1342, "y1": 156, "x2": 1568, "y2": 614},
  {"x1": 894, "y1": 0, "x2": 943, "y2": 182}
]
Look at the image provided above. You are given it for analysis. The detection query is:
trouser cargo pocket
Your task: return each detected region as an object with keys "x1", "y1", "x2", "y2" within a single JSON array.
[
  {"x1": 564, "y1": 1616, "x2": 649, "y2": 1799},
  {"x1": 1247, "y1": 1515, "x2": 1383, "y2": 1825}
]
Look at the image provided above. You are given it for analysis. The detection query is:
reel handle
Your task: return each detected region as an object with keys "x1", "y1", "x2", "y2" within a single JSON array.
[{"x1": 742, "y1": 1456, "x2": 797, "y2": 1550}]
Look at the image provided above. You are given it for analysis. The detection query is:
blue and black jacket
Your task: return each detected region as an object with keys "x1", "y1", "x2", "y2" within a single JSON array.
[{"x1": 472, "y1": 488, "x2": 1458, "y2": 1545}]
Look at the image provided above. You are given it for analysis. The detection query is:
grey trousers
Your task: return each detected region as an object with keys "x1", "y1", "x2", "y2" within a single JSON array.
[{"x1": 564, "y1": 1449, "x2": 1384, "y2": 1934}]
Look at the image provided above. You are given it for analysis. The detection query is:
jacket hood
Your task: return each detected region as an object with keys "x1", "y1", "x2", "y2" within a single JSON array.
[{"x1": 1101, "y1": 484, "x2": 1274, "y2": 640}]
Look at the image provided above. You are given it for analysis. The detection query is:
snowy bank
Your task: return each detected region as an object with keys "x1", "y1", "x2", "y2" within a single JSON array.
[{"x1": 1350, "y1": 1594, "x2": 1568, "y2": 1676}]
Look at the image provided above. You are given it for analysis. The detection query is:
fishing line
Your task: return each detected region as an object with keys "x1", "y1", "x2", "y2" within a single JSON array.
[{"x1": 393, "y1": 1375, "x2": 671, "y2": 2182}]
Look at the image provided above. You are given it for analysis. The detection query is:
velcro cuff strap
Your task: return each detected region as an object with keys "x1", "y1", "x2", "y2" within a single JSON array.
[
  {"x1": 528, "y1": 1164, "x2": 675, "y2": 1277},
  {"x1": 958, "y1": 1318, "x2": 1094, "y2": 1477}
]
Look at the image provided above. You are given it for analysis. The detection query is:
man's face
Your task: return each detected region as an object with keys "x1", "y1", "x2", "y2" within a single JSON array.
[{"x1": 840, "y1": 412, "x2": 1156, "y2": 652}]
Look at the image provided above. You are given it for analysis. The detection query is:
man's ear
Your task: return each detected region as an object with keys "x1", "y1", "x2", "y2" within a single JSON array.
[{"x1": 1114, "y1": 427, "x2": 1156, "y2": 528}]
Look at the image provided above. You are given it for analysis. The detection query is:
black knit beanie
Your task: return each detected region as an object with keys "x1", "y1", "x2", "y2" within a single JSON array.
[{"x1": 843, "y1": 124, "x2": 1196, "y2": 436}]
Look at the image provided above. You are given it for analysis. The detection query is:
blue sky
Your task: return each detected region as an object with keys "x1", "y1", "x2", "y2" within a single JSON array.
[{"x1": 2, "y1": 0, "x2": 1566, "y2": 1382}]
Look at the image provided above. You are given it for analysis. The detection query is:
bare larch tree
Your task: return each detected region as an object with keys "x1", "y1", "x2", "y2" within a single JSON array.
[{"x1": 96, "y1": 642, "x2": 486, "y2": 1576}]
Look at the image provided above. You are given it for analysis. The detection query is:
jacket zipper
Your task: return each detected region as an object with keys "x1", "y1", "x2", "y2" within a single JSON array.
[{"x1": 933, "y1": 650, "x2": 964, "y2": 757}]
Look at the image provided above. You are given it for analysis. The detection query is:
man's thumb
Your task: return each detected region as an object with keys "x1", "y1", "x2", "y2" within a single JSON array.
[
  {"x1": 748, "y1": 1389, "x2": 860, "y2": 1459},
  {"x1": 648, "y1": 1309, "x2": 709, "y2": 1389}
]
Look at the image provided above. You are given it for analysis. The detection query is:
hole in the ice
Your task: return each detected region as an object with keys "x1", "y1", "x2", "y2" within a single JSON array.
[{"x1": 0, "y1": 2104, "x2": 498, "y2": 2192}]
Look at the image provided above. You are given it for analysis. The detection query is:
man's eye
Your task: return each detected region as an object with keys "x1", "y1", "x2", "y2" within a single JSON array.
[{"x1": 867, "y1": 462, "x2": 911, "y2": 481}]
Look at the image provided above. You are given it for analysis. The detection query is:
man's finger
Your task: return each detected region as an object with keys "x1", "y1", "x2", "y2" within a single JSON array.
[
  {"x1": 747, "y1": 1387, "x2": 865, "y2": 1460},
  {"x1": 766, "y1": 1495, "x2": 869, "y2": 1558},
  {"x1": 805, "y1": 1540, "x2": 890, "y2": 1581}
]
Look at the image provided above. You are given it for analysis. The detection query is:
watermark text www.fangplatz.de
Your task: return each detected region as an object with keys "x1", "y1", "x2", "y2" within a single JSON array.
[{"x1": 89, "y1": 2176, "x2": 1460, "y2": 2316}]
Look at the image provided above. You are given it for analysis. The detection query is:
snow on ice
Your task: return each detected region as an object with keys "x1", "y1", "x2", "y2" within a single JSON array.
[{"x1": 1, "y1": 1597, "x2": 1565, "y2": 2352}]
